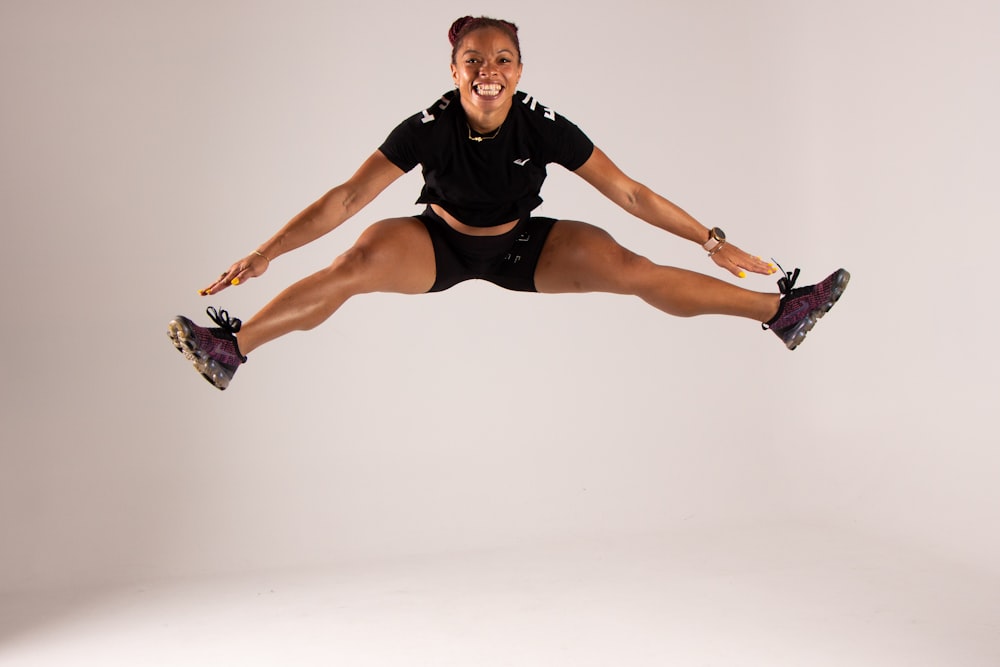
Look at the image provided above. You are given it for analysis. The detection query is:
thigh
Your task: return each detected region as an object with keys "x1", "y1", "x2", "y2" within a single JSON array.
[
  {"x1": 343, "y1": 216, "x2": 436, "y2": 294},
  {"x1": 533, "y1": 220, "x2": 651, "y2": 294}
]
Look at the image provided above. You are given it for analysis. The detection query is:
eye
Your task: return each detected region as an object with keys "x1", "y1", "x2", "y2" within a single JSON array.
[{"x1": 466, "y1": 58, "x2": 479, "y2": 64}]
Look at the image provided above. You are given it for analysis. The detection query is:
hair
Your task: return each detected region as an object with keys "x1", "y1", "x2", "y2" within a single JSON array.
[{"x1": 448, "y1": 16, "x2": 521, "y2": 64}]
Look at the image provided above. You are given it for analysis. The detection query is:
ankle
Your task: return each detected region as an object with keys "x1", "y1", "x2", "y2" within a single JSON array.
[
  {"x1": 232, "y1": 334, "x2": 248, "y2": 361},
  {"x1": 762, "y1": 294, "x2": 782, "y2": 323}
]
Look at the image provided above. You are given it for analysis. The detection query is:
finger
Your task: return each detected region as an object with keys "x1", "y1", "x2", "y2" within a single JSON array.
[
  {"x1": 731, "y1": 249, "x2": 775, "y2": 276},
  {"x1": 749, "y1": 256, "x2": 778, "y2": 275},
  {"x1": 200, "y1": 270, "x2": 234, "y2": 296},
  {"x1": 723, "y1": 256, "x2": 746, "y2": 278},
  {"x1": 713, "y1": 245, "x2": 778, "y2": 279},
  {"x1": 200, "y1": 281, "x2": 227, "y2": 296},
  {"x1": 732, "y1": 253, "x2": 752, "y2": 278},
  {"x1": 231, "y1": 257, "x2": 262, "y2": 286},
  {"x1": 710, "y1": 250, "x2": 744, "y2": 278},
  {"x1": 233, "y1": 254, "x2": 270, "y2": 284},
  {"x1": 708, "y1": 245, "x2": 740, "y2": 275},
  {"x1": 200, "y1": 253, "x2": 267, "y2": 295}
]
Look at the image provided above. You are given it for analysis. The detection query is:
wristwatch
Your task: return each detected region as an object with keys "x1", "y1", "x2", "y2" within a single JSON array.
[{"x1": 703, "y1": 227, "x2": 726, "y2": 252}]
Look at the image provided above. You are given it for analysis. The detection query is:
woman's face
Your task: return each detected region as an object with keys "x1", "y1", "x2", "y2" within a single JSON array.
[{"x1": 450, "y1": 27, "x2": 523, "y2": 114}]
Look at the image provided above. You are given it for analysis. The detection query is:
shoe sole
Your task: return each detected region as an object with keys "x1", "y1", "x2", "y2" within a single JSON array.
[
  {"x1": 167, "y1": 316, "x2": 231, "y2": 390},
  {"x1": 785, "y1": 269, "x2": 851, "y2": 350}
]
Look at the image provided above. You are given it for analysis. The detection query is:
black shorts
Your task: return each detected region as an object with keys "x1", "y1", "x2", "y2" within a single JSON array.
[{"x1": 415, "y1": 206, "x2": 557, "y2": 293}]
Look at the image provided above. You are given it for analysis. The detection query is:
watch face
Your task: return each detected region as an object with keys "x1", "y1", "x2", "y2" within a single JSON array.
[{"x1": 712, "y1": 227, "x2": 726, "y2": 241}]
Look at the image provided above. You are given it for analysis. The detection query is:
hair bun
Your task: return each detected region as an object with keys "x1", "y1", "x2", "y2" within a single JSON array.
[
  {"x1": 448, "y1": 16, "x2": 522, "y2": 62},
  {"x1": 448, "y1": 16, "x2": 475, "y2": 46}
]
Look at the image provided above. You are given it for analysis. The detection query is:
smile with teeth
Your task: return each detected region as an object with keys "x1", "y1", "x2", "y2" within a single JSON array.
[{"x1": 474, "y1": 82, "x2": 503, "y2": 97}]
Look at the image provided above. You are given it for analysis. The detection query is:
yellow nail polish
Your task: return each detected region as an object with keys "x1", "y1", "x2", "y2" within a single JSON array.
[
  {"x1": 231, "y1": 278, "x2": 240, "y2": 285},
  {"x1": 738, "y1": 271, "x2": 746, "y2": 279}
]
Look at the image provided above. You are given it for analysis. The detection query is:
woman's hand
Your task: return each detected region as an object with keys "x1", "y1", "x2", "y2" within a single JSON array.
[
  {"x1": 710, "y1": 243, "x2": 776, "y2": 279},
  {"x1": 199, "y1": 251, "x2": 270, "y2": 296}
]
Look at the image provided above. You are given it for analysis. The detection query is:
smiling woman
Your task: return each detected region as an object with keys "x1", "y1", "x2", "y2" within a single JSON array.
[
  {"x1": 449, "y1": 17, "x2": 523, "y2": 133},
  {"x1": 167, "y1": 15, "x2": 849, "y2": 391}
]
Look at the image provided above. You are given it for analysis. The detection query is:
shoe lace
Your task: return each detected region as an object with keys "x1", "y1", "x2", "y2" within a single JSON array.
[
  {"x1": 206, "y1": 306, "x2": 242, "y2": 335},
  {"x1": 773, "y1": 260, "x2": 800, "y2": 297},
  {"x1": 761, "y1": 260, "x2": 801, "y2": 331}
]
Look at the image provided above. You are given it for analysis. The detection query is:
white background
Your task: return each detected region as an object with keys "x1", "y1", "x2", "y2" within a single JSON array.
[{"x1": 1, "y1": 0, "x2": 998, "y2": 662}]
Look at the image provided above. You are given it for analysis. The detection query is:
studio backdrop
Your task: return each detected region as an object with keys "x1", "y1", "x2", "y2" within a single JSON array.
[{"x1": 1, "y1": 0, "x2": 997, "y2": 592}]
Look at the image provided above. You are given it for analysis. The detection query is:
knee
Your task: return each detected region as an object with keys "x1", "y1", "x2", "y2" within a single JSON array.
[
  {"x1": 581, "y1": 227, "x2": 647, "y2": 274},
  {"x1": 617, "y1": 256, "x2": 702, "y2": 316},
  {"x1": 332, "y1": 219, "x2": 417, "y2": 278},
  {"x1": 334, "y1": 244, "x2": 368, "y2": 271},
  {"x1": 328, "y1": 242, "x2": 376, "y2": 283},
  {"x1": 609, "y1": 247, "x2": 655, "y2": 291},
  {"x1": 325, "y1": 225, "x2": 422, "y2": 293}
]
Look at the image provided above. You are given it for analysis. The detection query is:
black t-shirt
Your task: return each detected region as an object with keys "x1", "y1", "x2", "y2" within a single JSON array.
[{"x1": 378, "y1": 89, "x2": 594, "y2": 227}]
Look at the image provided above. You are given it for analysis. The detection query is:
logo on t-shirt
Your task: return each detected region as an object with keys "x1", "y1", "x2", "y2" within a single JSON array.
[
  {"x1": 520, "y1": 94, "x2": 556, "y2": 121},
  {"x1": 513, "y1": 158, "x2": 531, "y2": 166}
]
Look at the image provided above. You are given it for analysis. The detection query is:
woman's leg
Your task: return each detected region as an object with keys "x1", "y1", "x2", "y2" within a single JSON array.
[
  {"x1": 533, "y1": 220, "x2": 780, "y2": 321},
  {"x1": 237, "y1": 216, "x2": 435, "y2": 354}
]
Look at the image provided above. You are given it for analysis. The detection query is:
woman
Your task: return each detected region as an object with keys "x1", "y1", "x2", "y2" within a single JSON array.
[{"x1": 168, "y1": 16, "x2": 849, "y2": 390}]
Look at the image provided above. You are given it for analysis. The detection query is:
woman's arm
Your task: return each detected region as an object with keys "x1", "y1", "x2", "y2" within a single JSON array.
[
  {"x1": 202, "y1": 150, "x2": 405, "y2": 295},
  {"x1": 574, "y1": 147, "x2": 774, "y2": 278}
]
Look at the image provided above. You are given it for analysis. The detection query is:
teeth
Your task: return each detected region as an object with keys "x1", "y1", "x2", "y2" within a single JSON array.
[{"x1": 476, "y1": 84, "x2": 502, "y2": 95}]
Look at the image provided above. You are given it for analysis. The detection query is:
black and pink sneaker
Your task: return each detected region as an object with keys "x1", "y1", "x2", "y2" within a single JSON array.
[
  {"x1": 167, "y1": 307, "x2": 247, "y2": 390},
  {"x1": 763, "y1": 267, "x2": 850, "y2": 350}
]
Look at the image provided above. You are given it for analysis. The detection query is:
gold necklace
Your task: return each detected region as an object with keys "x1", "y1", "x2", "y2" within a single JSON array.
[{"x1": 467, "y1": 122, "x2": 502, "y2": 142}]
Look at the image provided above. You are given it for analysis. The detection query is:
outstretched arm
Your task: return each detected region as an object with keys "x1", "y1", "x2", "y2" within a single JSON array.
[
  {"x1": 573, "y1": 147, "x2": 774, "y2": 278},
  {"x1": 202, "y1": 150, "x2": 406, "y2": 295}
]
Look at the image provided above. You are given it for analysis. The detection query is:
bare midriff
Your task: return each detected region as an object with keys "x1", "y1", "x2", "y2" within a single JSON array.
[{"x1": 431, "y1": 204, "x2": 519, "y2": 236}]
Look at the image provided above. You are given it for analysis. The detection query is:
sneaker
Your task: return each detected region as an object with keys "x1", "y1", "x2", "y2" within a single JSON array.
[
  {"x1": 763, "y1": 267, "x2": 850, "y2": 350},
  {"x1": 167, "y1": 307, "x2": 247, "y2": 390}
]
